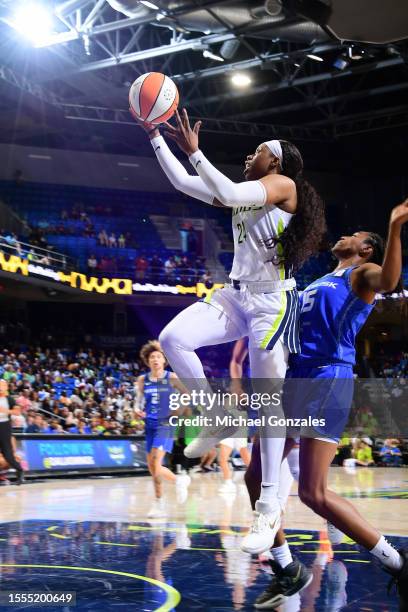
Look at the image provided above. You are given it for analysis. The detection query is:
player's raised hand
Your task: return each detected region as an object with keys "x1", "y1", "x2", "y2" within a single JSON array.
[
  {"x1": 164, "y1": 109, "x2": 201, "y2": 156},
  {"x1": 129, "y1": 106, "x2": 160, "y2": 139},
  {"x1": 390, "y1": 198, "x2": 408, "y2": 228}
]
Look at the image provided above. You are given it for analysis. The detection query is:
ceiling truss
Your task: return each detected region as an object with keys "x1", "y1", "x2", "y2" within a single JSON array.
[{"x1": 0, "y1": 0, "x2": 407, "y2": 145}]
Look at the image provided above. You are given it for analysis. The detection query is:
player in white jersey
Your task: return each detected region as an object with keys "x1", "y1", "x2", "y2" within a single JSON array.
[{"x1": 133, "y1": 108, "x2": 326, "y2": 553}]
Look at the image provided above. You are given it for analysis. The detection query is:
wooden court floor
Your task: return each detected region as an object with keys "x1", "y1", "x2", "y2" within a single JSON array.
[
  {"x1": 1, "y1": 467, "x2": 407, "y2": 534},
  {"x1": 0, "y1": 467, "x2": 407, "y2": 611}
]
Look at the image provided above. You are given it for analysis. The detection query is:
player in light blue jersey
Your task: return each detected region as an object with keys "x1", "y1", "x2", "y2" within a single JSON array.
[
  {"x1": 252, "y1": 199, "x2": 408, "y2": 610},
  {"x1": 136, "y1": 340, "x2": 191, "y2": 518}
]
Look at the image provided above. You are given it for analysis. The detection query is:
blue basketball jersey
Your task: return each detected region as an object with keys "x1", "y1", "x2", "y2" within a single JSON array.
[
  {"x1": 294, "y1": 266, "x2": 374, "y2": 366},
  {"x1": 143, "y1": 370, "x2": 173, "y2": 425}
]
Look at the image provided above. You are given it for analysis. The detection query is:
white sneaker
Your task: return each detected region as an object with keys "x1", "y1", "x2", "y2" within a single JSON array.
[
  {"x1": 176, "y1": 474, "x2": 191, "y2": 504},
  {"x1": 241, "y1": 500, "x2": 282, "y2": 555},
  {"x1": 175, "y1": 525, "x2": 191, "y2": 549},
  {"x1": 218, "y1": 480, "x2": 236, "y2": 494},
  {"x1": 147, "y1": 499, "x2": 166, "y2": 519},
  {"x1": 184, "y1": 422, "x2": 240, "y2": 458},
  {"x1": 327, "y1": 521, "x2": 345, "y2": 545}
]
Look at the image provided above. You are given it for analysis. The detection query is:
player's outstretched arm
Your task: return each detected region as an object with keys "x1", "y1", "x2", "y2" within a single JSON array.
[
  {"x1": 354, "y1": 199, "x2": 408, "y2": 296},
  {"x1": 165, "y1": 109, "x2": 270, "y2": 209},
  {"x1": 130, "y1": 107, "x2": 216, "y2": 205}
]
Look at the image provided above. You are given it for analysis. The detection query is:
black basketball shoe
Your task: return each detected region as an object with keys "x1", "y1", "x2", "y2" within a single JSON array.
[
  {"x1": 386, "y1": 549, "x2": 408, "y2": 612},
  {"x1": 254, "y1": 558, "x2": 313, "y2": 609}
]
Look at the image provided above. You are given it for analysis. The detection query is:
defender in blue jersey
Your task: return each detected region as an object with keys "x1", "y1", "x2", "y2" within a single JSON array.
[
  {"x1": 135, "y1": 340, "x2": 190, "y2": 519},
  {"x1": 251, "y1": 200, "x2": 408, "y2": 611}
]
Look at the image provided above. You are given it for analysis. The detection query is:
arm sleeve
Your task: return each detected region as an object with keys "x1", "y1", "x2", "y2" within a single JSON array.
[
  {"x1": 151, "y1": 136, "x2": 214, "y2": 204},
  {"x1": 189, "y1": 149, "x2": 267, "y2": 208}
]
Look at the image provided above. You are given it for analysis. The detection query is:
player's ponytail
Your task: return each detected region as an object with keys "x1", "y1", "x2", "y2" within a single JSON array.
[{"x1": 268, "y1": 140, "x2": 327, "y2": 273}]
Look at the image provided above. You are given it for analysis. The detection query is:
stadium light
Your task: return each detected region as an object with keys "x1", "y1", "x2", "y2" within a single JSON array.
[
  {"x1": 307, "y1": 54, "x2": 324, "y2": 62},
  {"x1": 231, "y1": 73, "x2": 251, "y2": 87},
  {"x1": 11, "y1": 3, "x2": 54, "y2": 45},
  {"x1": 203, "y1": 49, "x2": 224, "y2": 62},
  {"x1": 140, "y1": 1, "x2": 160, "y2": 9}
]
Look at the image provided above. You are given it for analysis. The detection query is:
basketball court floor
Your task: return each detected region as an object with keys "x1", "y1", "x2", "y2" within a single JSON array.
[{"x1": 0, "y1": 467, "x2": 407, "y2": 611}]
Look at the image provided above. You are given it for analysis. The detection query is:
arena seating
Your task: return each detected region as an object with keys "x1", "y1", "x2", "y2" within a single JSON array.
[
  {"x1": 1, "y1": 180, "x2": 406, "y2": 286},
  {"x1": 0, "y1": 181, "x2": 207, "y2": 279}
]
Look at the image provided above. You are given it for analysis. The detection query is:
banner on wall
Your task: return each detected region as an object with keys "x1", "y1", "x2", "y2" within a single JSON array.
[
  {"x1": 14, "y1": 436, "x2": 147, "y2": 473},
  {"x1": 1, "y1": 251, "x2": 406, "y2": 299},
  {"x1": 0, "y1": 252, "x2": 224, "y2": 297}
]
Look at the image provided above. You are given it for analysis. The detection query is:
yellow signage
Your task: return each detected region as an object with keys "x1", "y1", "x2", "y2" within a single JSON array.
[{"x1": 0, "y1": 254, "x2": 224, "y2": 298}]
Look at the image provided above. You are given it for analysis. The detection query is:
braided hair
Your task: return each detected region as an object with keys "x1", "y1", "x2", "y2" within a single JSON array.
[{"x1": 268, "y1": 140, "x2": 327, "y2": 272}]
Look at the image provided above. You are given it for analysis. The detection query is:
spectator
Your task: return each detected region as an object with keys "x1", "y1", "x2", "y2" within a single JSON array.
[
  {"x1": 135, "y1": 255, "x2": 148, "y2": 280},
  {"x1": 98, "y1": 230, "x2": 109, "y2": 247},
  {"x1": 379, "y1": 439, "x2": 403, "y2": 466},
  {"x1": 15, "y1": 389, "x2": 31, "y2": 413},
  {"x1": 150, "y1": 254, "x2": 163, "y2": 282},
  {"x1": 164, "y1": 256, "x2": 176, "y2": 282},
  {"x1": 43, "y1": 419, "x2": 64, "y2": 434},
  {"x1": 87, "y1": 254, "x2": 98, "y2": 273},
  {"x1": 201, "y1": 269, "x2": 213, "y2": 285},
  {"x1": 354, "y1": 440, "x2": 375, "y2": 466},
  {"x1": 99, "y1": 256, "x2": 110, "y2": 273},
  {"x1": 25, "y1": 413, "x2": 46, "y2": 433},
  {"x1": 356, "y1": 407, "x2": 379, "y2": 437}
]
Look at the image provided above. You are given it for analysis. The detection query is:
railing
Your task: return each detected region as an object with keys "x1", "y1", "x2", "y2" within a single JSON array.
[
  {"x1": 89, "y1": 264, "x2": 209, "y2": 284},
  {"x1": 0, "y1": 235, "x2": 77, "y2": 271}
]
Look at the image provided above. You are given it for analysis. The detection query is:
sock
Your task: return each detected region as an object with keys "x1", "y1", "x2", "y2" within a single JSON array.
[
  {"x1": 370, "y1": 536, "x2": 403, "y2": 572},
  {"x1": 224, "y1": 479, "x2": 233, "y2": 484},
  {"x1": 272, "y1": 542, "x2": 293, "y2": 568},
  {"x1": 287, "y1": 446, "x2": 300, "y2": 482},
  {"x1": 277, "y1": 459, "x2": 294, "y2": 509},
  {"x1": 282, "y1": 592, "x2": 300, "y2": 612},
  {"x1": 259, "y1": 436, "x2": 285, "y2": 508},
  {"x1": 259, "y1": 482, "x2": 280, "y2": 506}
]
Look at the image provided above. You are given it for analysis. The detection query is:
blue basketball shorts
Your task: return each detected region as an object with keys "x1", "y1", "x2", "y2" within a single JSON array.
[
  {"x1": 145, "y1": 423, "x2": 175, "y2": 454},
  {"x1": 283, "y1": 362, "x2": 354, "y2": 443}
]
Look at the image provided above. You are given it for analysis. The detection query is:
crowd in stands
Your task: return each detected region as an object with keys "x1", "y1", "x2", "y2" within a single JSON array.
[
  {"x1": 0, "y1": 343, "x2": 405, "y2": 473},
  {"x1": 372, "y1": 351, "x2": 408, "y2": 379},
  {"x1": 97, "y1": 230, "x2": 127, "y2": 249},
  {"x1": 0, "y1": 230, "x2": 67, "y2": 268},
  {"x1": 0, "y1": 228, "x2": 210, "y2": 284},
  {"x1": 33, "y1": 205, "x2": 136, "y2": 247},
  {"x1": 336, "y1": 433, "x2": 405, "y2": 468},
  {"x1": 1, "y1": 347, "x2": 145, "y2": 437},
  {"x1": 85, "y1": 252, "x2": 210, "y2": 283},
  {"x1": 0, "y1": 343, "x2": 227, "y2": 441},
  {"x1": 0, "y1": 199, "x2": 211, "y2": 283}
]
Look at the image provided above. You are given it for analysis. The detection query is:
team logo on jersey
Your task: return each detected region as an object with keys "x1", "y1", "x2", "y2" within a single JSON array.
[
  {"x1": 310, "y1": 281, "x2": 338, "y2": 290},
  {"x1": 232, "y1": 205, "x2": 263, "y2": 216}
]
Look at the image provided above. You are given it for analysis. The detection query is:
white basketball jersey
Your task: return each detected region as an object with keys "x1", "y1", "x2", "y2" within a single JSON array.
[{"x1": 230, "y1": 204, "x2": 293, "y2": 282}]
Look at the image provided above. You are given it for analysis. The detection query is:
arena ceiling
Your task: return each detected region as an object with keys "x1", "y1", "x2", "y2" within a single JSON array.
[{"x1": 0, "y1": 0, "x2": 407, "y2": 168}]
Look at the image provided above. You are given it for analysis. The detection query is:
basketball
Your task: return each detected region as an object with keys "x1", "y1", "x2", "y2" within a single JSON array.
[{"x1": 129, "y1": 72, "x2": 179, "y2": 125}]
